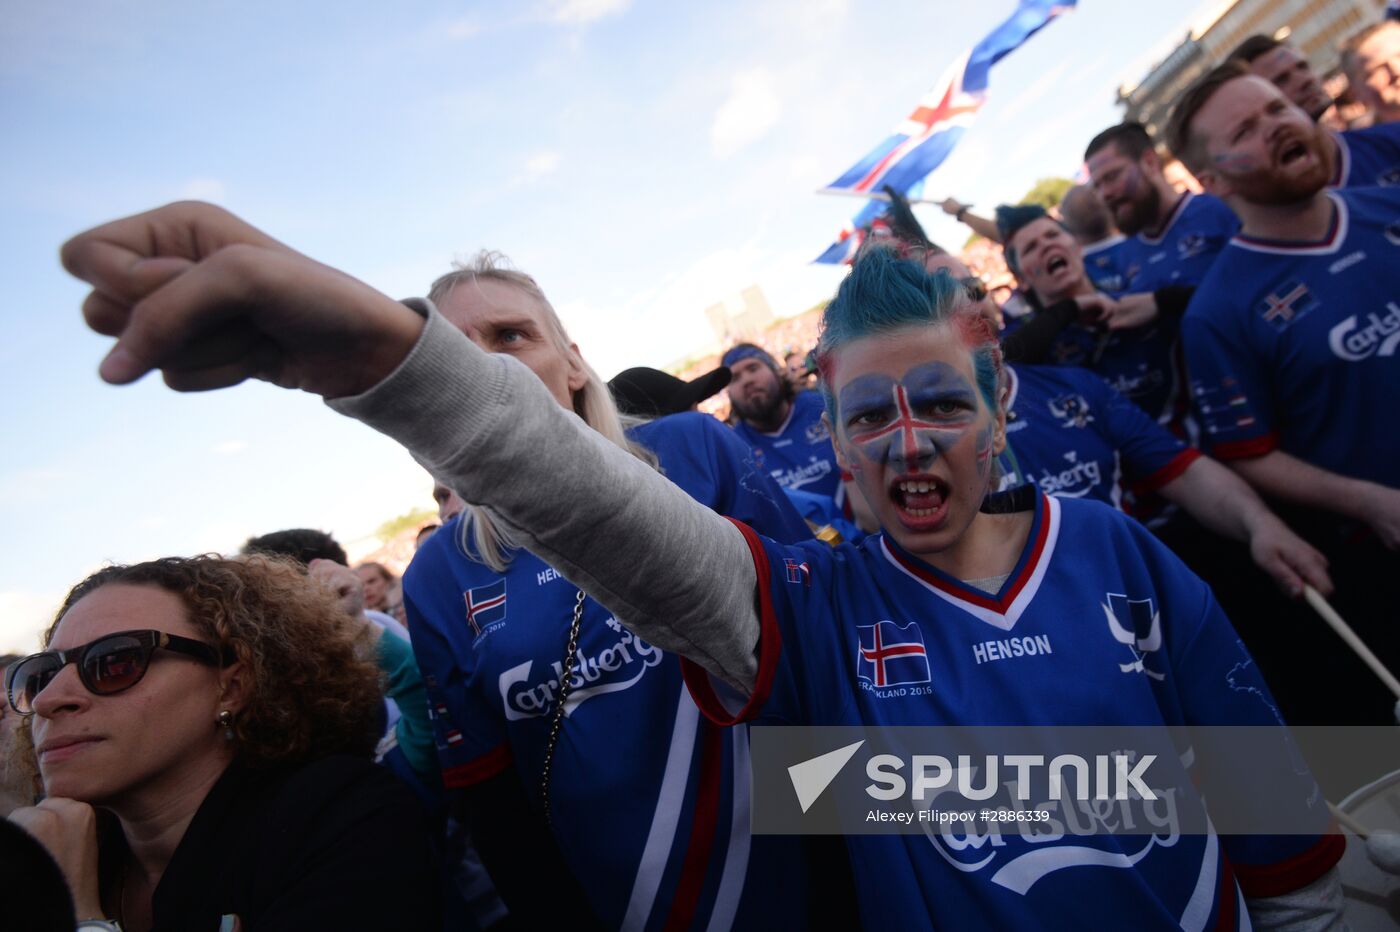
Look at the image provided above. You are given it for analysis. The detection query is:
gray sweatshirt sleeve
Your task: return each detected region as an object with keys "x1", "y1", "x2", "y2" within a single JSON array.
[{"x1": 327, "y1": 300, "x2": 762, "y2": 692}]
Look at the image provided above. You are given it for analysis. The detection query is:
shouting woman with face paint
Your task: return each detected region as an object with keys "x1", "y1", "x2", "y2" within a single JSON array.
[{"x1": 62, "y1": 203, "x2": 1343, "y2": 929}]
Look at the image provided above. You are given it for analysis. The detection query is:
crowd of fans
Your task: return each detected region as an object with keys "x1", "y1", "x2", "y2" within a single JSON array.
[{"x1": 5, "y1": 17, "x2": 1400, "y2": 932}]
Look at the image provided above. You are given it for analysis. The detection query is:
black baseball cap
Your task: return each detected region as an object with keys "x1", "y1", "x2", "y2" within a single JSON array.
[{"x1": 608, "y1": 366, "x2": 732, "y2": 418}]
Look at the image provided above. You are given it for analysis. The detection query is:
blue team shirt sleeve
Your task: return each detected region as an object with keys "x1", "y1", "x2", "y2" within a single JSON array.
[
  {"x1": 1339, "y1": 121, "x2": 1400, "y2": 187},
  {"x1": 1181, "y1": 285, "x2": 1281, "y2": 461},
  {"x1": 1090, "y1": 375, "x2": 1200, "y2": 492},
  {"x1": 635, "y1": 408, "x2": 812, "y2": 540},
  {"x1": 662, "y1": 412, "x2": 813, "y2": 544},
  {"x1": 403, "y1": 526, "x2": 514, "y2": 789}
]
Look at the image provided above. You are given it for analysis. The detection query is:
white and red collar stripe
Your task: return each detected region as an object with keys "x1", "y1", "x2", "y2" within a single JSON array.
[
  {"x1": 1231, "y1": 192, "x2": 1348, "y2": 257},
  {"x1": 880, "y1": 493, "x2": 1061, "y2": 631}
]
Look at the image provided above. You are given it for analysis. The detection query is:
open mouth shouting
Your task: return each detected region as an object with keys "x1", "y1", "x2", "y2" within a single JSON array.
[
  {"x1": 890, "y1": 474, "x2": 951, "y2": 530},
  {"x1": 1273, "y1": 134, "x2": 1313, "y2": 169},
  {"x1": 1034, "y1": 246, "x2": 1076, "y2": 287}
]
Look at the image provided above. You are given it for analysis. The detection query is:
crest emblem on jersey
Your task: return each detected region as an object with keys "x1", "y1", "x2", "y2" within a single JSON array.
[
  {"x1": 464, "y1": 580, "x2": 507, "y2": 636},
  {"x1": 1093, "y1": 273, "x2": 1124, "y2": 293},
  {"x1": 857, "y1": 620, "x2": 930, "y2": 688},
  {"x1": 1102, "y1": 594, "x2": 1164, "y2": 680},
  {"x1": 784, "y1": 558, "x2": 811, "y2": 587},
  {"x1": 1257, "y1": 281, "x2": 1317, "y2": 332},
  {"x1": 1378, "y1": 167, "x2": 1400, "y2": 187},
  {"x1": 1177, "y1": 233, "x2": 1207, "y2": 259},
  {"x1": 1047, "y1": 393, "x2": 1093, "y2": 428},
  {"x1": 805, "y1": 419, "x2": 830, "y2": 443}
]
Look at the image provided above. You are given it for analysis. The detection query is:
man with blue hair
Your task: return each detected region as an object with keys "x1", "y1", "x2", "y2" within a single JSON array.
[{"x1": 724, "y1": 342, "x2": 844, "y2": 506}]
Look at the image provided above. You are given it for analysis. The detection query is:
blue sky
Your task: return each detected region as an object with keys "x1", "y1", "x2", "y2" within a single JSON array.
[{"x1": 0, "y1": 0, "x2": 1215, "y2": 651}]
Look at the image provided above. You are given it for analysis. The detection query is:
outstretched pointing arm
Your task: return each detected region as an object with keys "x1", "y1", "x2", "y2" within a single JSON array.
[{"x1": 63, "y1": 201, "x2": 762, "y2": 691}]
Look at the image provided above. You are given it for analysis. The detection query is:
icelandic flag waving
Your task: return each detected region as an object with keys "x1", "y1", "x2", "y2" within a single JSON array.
[
  {"x1": 814, "y1": 180, "x2": 927, "y2": 265},
  {"x1": 815, "y1": 0, "x2": 1076, "y2": 263}
]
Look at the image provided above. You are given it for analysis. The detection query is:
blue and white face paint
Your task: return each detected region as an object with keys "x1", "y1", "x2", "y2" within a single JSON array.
[
  {"x1": 839, "y1": 362, "x2": 980, "y2": 476},
  {"x1": 826, "y1": 324, "x2": 1004, "y2": 565}
]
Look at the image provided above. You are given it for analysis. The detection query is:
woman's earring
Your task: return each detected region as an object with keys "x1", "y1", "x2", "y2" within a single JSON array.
[{"x1": 217, "y1": 709, "x2": 235, "y2": 741}]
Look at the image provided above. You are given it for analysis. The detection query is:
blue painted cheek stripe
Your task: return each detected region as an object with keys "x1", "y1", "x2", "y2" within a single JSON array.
[{"x1": 853, "y1": 384, "x2": 969, "y2": 471}]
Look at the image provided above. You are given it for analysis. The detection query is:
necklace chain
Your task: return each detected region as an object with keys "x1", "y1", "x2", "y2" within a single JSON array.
[{"x1": 540, "y1": 588, "x2": 586, "y2": 823}]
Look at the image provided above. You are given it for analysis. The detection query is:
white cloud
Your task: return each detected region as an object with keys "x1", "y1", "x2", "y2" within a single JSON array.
[
  {"x1": 212, "y1": 440, "x2": 246, "y2": 455},
  {"x1": 524, "y1": 151, "x2": 561, "y2": 178},
  {"x1": 806, "y1": 0, "x2": 850, "y2": 18},
  {"x1": 710, "y1": 69, "x2": 783, "y2": 159},
  {"x1": 445, "y1": 16, "x2": 483, "y2": 40},
  {"x1": 787, "y1": 154, "x2": 828, "y2": 190},
  {"x1": 177, "y1": 178, "x2": 228, "y2": 203},
  {"x1": 547, "y1": 0, "x2": 632, "y2": 25},
  {"x1": 508, "y1": 150, "x2": 563, "y2": 188},
  {"x1": 0, "y1": 590, "x2": 60, "y2": 655},
  {"x1": 558, "y1": 233, "x2": 848, "y2": 378}
]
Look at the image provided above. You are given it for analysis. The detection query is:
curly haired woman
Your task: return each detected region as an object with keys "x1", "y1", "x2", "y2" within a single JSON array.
[{"x1": 5, "y1": 554, "x2": 439, "y2": 930}]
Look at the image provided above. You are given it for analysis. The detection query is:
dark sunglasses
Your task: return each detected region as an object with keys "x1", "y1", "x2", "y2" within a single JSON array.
[{"x1": 5, "y1": 629, "x2": 227, "y2": 716}]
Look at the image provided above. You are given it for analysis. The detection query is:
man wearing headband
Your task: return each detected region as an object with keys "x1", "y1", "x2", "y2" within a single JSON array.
[{"x1": 724, "y1": 343, "x2": 844, "y2": 506}]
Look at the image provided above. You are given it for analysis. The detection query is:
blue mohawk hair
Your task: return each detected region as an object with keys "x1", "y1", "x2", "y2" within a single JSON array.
[{"x1": 815, "y1": 246, "x2": 1002, "y2": 424}]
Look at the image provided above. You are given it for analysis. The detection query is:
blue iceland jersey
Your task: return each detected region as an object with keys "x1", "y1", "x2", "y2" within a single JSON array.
[
  {"x1": 1081, "y1": 234, "x2": 1128, "y2": 293},
  {"x1": 1114, "y1": 192, "x2": 1239, "y2": 294},
  {"x1": 1333, "y1": 122, "x2": 1400, "y2": 189},
  {"x1": 783, "y1": 487, "x2": 867, "y2": 544},
  {"x1": 731, "y1": 390, "x2": 843, "y2": 503},
  {"x1": 682, "y1": 493, "x2": 1340, "y2": 929},
  {"x1": 1039, "y1": 315, "x2": 1188, "y2": 430},
  {"x1": 1044, "y1": 194, "x2": 1238, "y2": 430},
  {"x1": 1182, "y1": 188, "x2": 1400, "y2": 490},
  {"x1": 998, "y1": 364, "x2": 1198, "y2": 509},
  {"x1": 404, "y1": 412, "x2": 811, "y2": 931}
]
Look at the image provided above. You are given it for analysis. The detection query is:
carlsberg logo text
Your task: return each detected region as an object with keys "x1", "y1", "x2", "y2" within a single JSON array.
[
  {"x1": 866, "y1": 753, "x2": 1157, "y2": 802},
  {"x1": 1330, "y1": 303, "x2": 1400, "y2": 361},
  {"x1": 499, "y1": 630, "x2": 664, "y2": 720}
]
